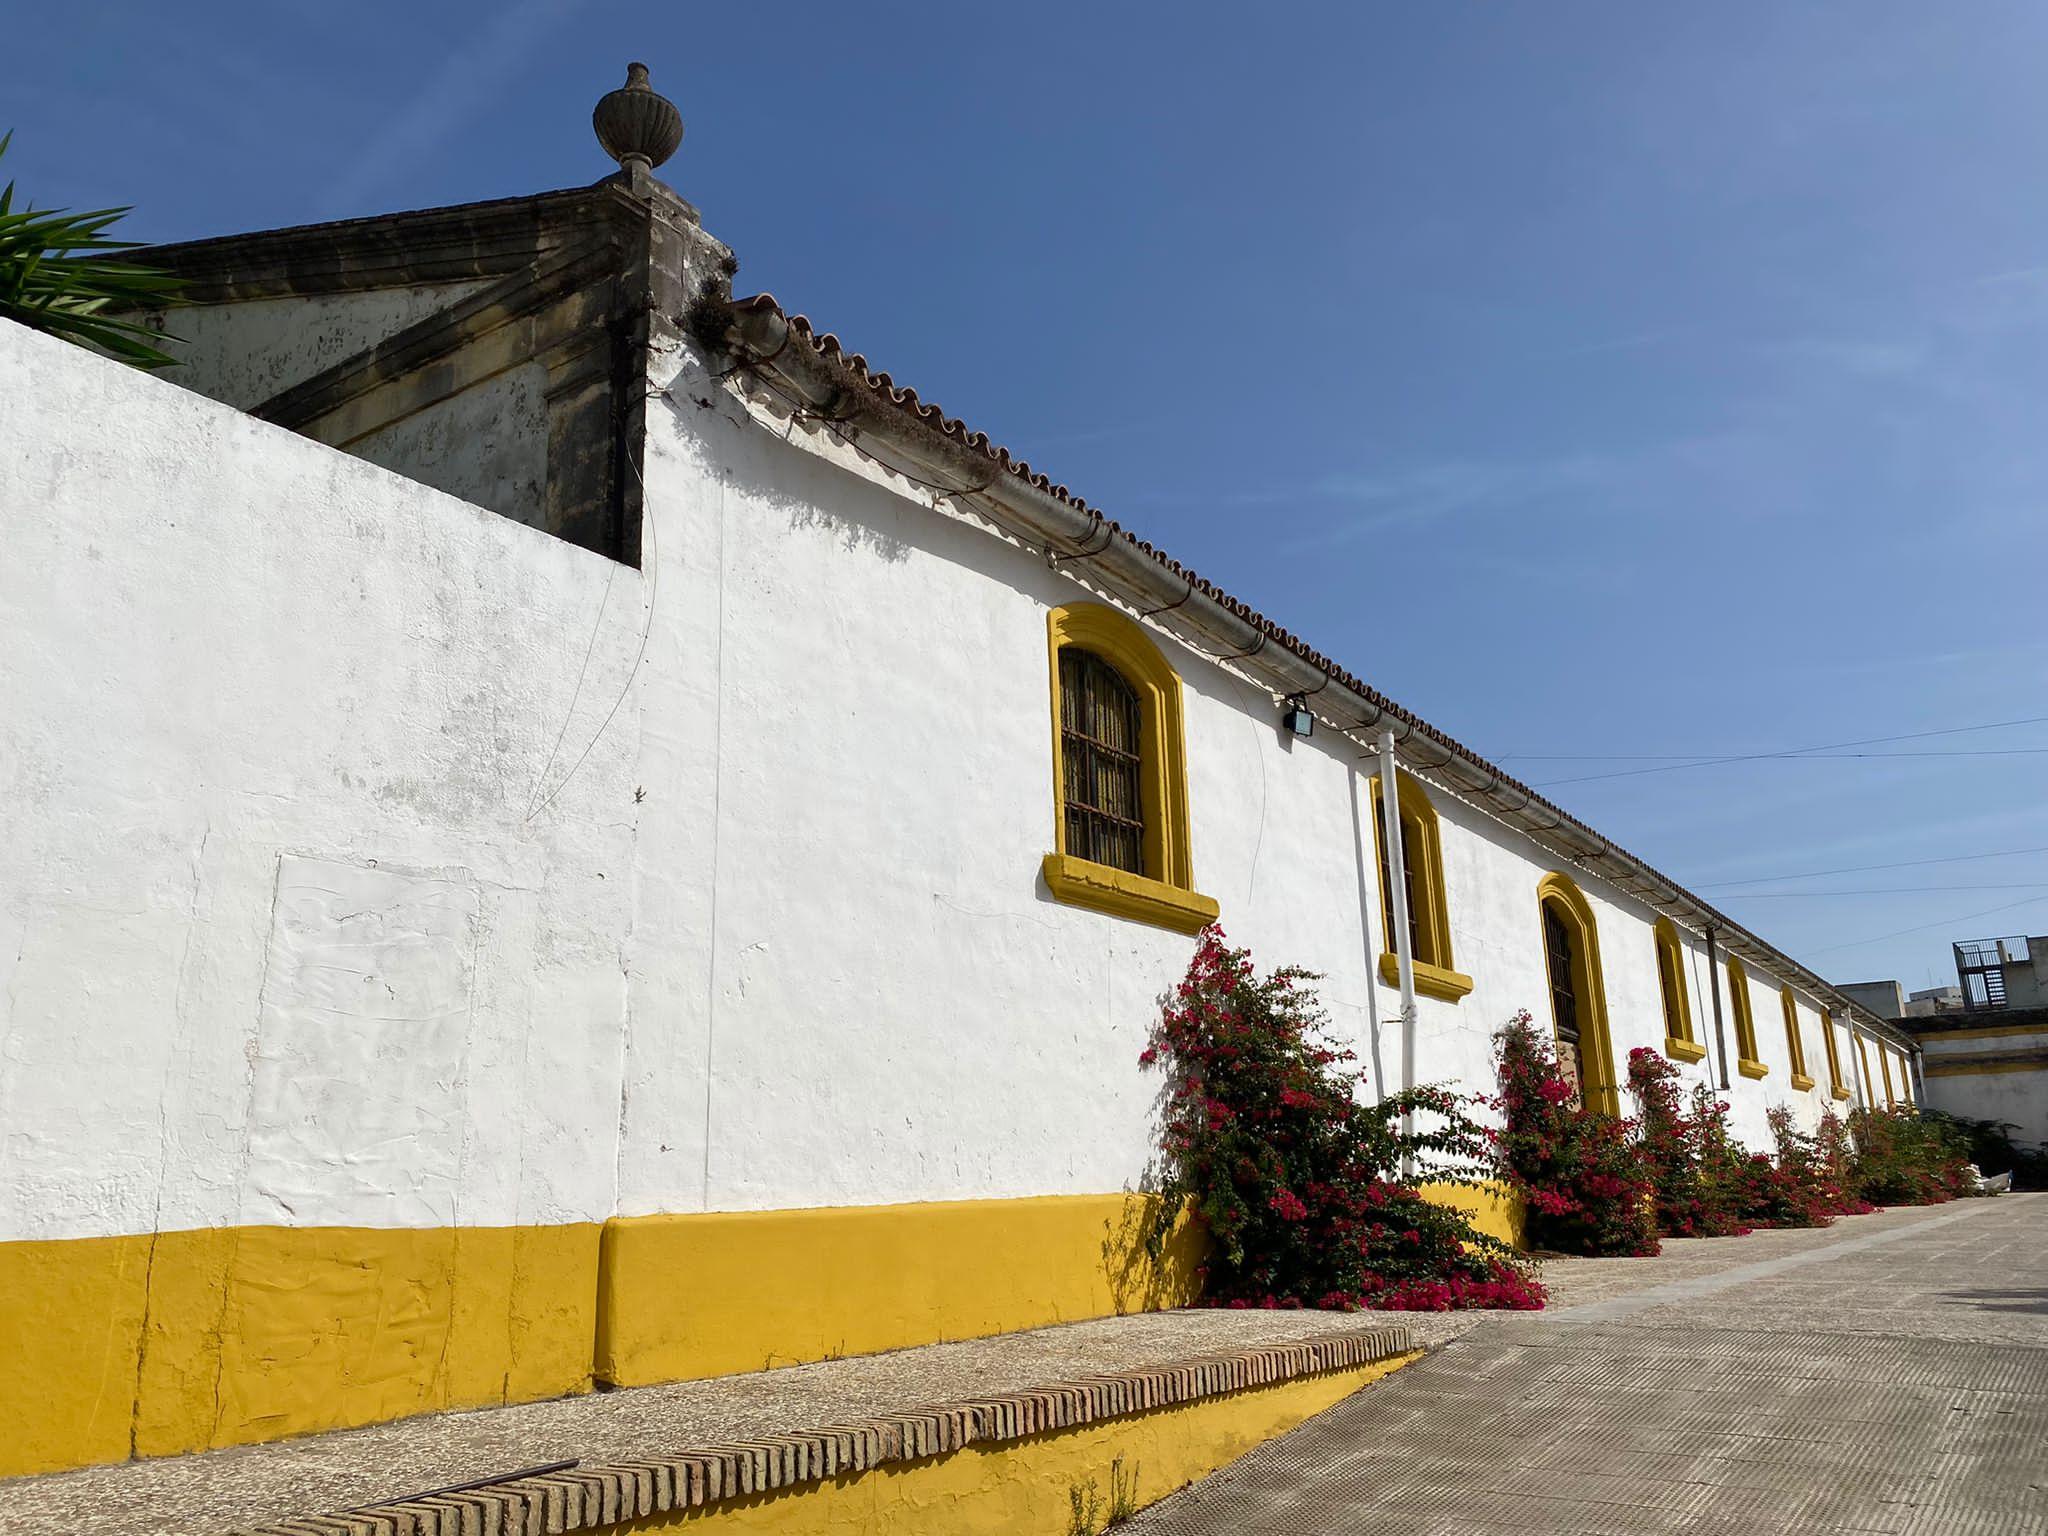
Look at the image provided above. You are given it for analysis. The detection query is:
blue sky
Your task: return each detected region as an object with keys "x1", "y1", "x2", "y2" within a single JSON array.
[{"x1": 12, "y1": 3, "x2": 2048, "y2": 995}]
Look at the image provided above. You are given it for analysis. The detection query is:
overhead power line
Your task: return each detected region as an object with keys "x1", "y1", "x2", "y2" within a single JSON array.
[
  {"x1": 1721, "y1": 883, "x2": 2048, "y2": 898},
  {"x1": 1507, "y1": 749, "x2": 2048, "y2": 761},
  {"x1": 1526, "y1": 713, "x2": 2048, "y2": 788},
  {"x1": 1694, "y1": 843, "x2": 2048, "y2": 890},
  {"x1": 1802, "y1": 893, "x2": 2048, "y2": 959}
]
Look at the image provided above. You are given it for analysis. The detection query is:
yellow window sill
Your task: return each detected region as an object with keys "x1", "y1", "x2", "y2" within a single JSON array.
[
  {"x1": 1737, "y1": 1058, "x2": 1769, "y2": 1080},
  {"x1": 1040, "y1": 853, "x2": 1218, "y2": 935},
  {"x1": 1377, "y1": 952, "x2": 1475, "y2": 1003},
  {"x1": 1790, "y1": 1073, "x2": 1816, "y2": 1093},
  {"x1": 1831, "y1": 1085, "x2": 1853, "y2": 1101},
  {"x1": 1663, "y1": 1036, "x2": 1707, "y2": 1064}
]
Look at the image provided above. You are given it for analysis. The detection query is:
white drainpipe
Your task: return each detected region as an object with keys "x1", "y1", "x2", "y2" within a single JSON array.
[{"x1": 1377, "y1": 729, "x2": 1417, "y2": 1176}]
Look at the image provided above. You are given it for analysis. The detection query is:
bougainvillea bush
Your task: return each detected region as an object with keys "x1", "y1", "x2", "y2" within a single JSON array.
[
  {"x1": 1629, "y1": 1052, "x2": 1878, "y2": 1234},
  {"x1": 1812, "y1": 1111, "x2": 1875, "y2": 1215},
  {"x1": 1493, "y1": 1014, "x2": 1657, "y2": 1257},
  {"x1": 1625, "y1": 1048, "x2": 1750, "y2": 1238},
  {"x1": 1140, "y1": 927, "x2": 1544, "y2": 1312},
  {"x1": 1738, "y1": 1106, "x2": 1861, "y2": 1228},
  {"x1": 1848, "y1": 1107, "x2": 1975, "y2": 1206}
]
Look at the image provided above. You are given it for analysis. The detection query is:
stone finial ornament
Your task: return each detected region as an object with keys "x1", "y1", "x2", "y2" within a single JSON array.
[{"x1": 593, "y1": 62, "x2": 684, "y2": 172}]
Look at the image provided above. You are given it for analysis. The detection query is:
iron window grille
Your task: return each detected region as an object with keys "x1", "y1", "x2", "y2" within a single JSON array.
[{"x1": 1059, "y1": 647, "x2": 1146, "y2": 876}]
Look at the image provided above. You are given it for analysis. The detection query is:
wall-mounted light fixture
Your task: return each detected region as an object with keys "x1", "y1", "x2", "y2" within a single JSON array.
[{"x1": 1282, "y1": 695, "x2": 1314, "y2": 738}]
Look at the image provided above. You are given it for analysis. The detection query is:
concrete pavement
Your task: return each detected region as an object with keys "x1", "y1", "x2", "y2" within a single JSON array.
[{"x1": 1128, "y1": 1195, "x2": 2048, "y2": 1535}]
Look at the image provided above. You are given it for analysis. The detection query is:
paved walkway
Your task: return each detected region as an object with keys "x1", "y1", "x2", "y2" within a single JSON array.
[{"x1": 1129, "y1": 1195, "x2": 2048, "y2": 1535}]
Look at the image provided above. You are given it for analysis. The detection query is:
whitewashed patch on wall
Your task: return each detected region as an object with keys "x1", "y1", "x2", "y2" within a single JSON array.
[{"x1": 242, "y1": 855, "x2": 480, "y2": 1228}]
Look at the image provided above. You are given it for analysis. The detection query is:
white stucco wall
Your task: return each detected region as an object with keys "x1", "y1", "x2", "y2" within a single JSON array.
[
  {"x1": 0, "y1": 319, "x2": 640, "y2": 1245},
  {"x1": 611, "y1": 337, "x2": 1855, "y2": 1220},
  {"x1": 1924, "y1": 1068, "x2": 2048, "y2": 1150},
  {"x1": 3, "y1": 312, "x2": 1898, "y2": 1252},
  {"x1": 1920, "y1": 1022, "x2": 2048, "y2": 1149}
]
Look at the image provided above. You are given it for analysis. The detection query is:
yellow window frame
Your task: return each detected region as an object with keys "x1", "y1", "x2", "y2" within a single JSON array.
[
  {"x1": 1041, "y1": 603, "x2": 1217, "y2": 934},
  {"x1": 1653, "y1": 918, "x2": 1704, "y2": 1063},
  {"x1": 1781, "y1": 989, "x2": 1815, "y2": 1092},
  {"x1": 1370, "y1": 773, "x2": 1473, "y2": 1003},
  {"x1": 1537, "y1": 872, "x2": 1620, "y2": 1116},
  {"x1": 1820, "y1": 1011, "x2": 1851, "y2": 1100},
  {"x1": 1727, "y1": 957, "x2": 1767, "y2": 1078}
]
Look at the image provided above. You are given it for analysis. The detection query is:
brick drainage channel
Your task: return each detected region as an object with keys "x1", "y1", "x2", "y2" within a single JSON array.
[{"x1": 1126, "y1": 1196, "x2": 2048, "y2": 1535}]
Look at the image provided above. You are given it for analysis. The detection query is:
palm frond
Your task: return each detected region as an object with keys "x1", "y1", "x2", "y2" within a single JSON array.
[{"x1": 0, "y1": 131, "x2": 183, "y2": 369}]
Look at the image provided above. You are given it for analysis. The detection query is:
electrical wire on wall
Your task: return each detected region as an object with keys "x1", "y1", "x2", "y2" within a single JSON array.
[{"x1": 524, "y1": 439, "x2": 661, "y2": 824}]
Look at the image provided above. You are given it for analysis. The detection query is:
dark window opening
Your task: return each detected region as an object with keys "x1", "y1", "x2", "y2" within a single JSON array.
[
  {"x1": 1059, "y1": 648, "x2": 1145, "y2": 876},
  {"x1": 1543, "y1": 900, "x2": 1584, "y2": 1106},
  {"x1": 1657, "y1": 940, "x2": 1687, "y2": 1040},
  {"x1": 1544, "y1": 902, "x2": 1580, "y2": 1044},
  {"x1": 1377, "y1": 812, "x2": 1426, "y2": 961}
]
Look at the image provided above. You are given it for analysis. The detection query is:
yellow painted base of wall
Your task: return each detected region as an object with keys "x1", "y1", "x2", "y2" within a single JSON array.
[
  {"x1": 615, "y1": 1353, "x2": 1421, "y2": 1535},
  {"x1": 1419, "y1": 1179, "x2": 1527, "y2": 1251},
  {"x1": 0, "y1": 1222, "x2": 598, "y2": 1479},
  {"x1": 597, "y1": 1194, "x2": 1205, "y2": 1388},
  {"x1": 3, "y1": 1195, "x2": 1205, "y2": 1480}
]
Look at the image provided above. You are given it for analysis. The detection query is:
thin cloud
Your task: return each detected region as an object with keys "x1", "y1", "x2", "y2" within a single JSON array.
[
  {"x1": 1973, "y1": 264, "x2": 2048, "y2": 287},
  {"x1": 320, "y1": 0, "x2": 581, "y2": 219},
  {"x1": 1268, "y1": 436, "x2": 1739, "y2": 550},
  {"x1": 1768, "y1": 337, "x2": 1925, "y2": 379},
  {"x1": 1528, "y1": 328, "x2": 1683, "y2": 362},
  {"x1": 1778, "y1": 637, "x2": 2048, "y2": 683}
]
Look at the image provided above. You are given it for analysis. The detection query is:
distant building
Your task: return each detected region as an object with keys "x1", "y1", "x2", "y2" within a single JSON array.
[
  {"x1": 1905, "y1": 984, "x2": 1963, "y2": 1017},
  {"x1": 1841, "y1": 978, "x2": 1969, "y2": 1020},
  {"x1": 1902, "y1": 934, "x2": 2048, "y2": 1152},
  {"x1": 1952, "y1": 935, "x2": 2048, "y2": 1011},
  {"x1": 1839, "y1": 979, "x2": 1907, "y2": 1019}
]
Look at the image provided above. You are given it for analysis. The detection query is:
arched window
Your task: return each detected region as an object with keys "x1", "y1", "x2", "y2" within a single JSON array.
[
  {"x1": 1899, "y1": 1053, "x2": 1916, "y2": 1108},
  {"x1": 1726, "y1": 957, "x2": 1767, "y2": 1079},
  {"x1": 1041, "y1": 603, "x2": 1217, "y2": 933},
  {"x1": 1370, "y1": 774, "x2": 1472, "y2": 1002},
  {"x1": 1854, "y1": 1029, "x2": 1876, "y2": 1107},
  {"x1": 1781, "y1": 989, "x2": 1815, "y2": 1092},
  {"x1": 1879, "y1": 1047, "x2": 1897, "y2": 1108},
  {"x1": 1654, "y1": 919, "x2": 1703, "y2": 1063},
  {"x1": 1820, "y1": 1012, "x2": 1851, "y2": 1101},
  {"x1": 1536, "y1": 873, "x2": 1618, "y2": 1115}
]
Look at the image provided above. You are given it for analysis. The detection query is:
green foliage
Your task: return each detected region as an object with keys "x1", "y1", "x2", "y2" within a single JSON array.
[
  {"x1": 1919, "y1": 1107, "x2": 2048, "y2": 1190},
  {"x1": 0, "y1": 132, "x2": 181, "y2": 368},
  {"x1": 1064, "y1": 1460, "x2": 1140, "y2": 1535},
  {"x1": 1106, "y1": 1456, "x2": 1139, "y2": 1526},
  {"x1": 1849, "y1": 1107, "x2": 1976, "y2": 1205},
  {"x1": 1067, "y1": 1476, "x2": 1101, "y2": 1536},
  {"x1": 1141, "y1": 928, "x2": 1543, "y2": 1311}
]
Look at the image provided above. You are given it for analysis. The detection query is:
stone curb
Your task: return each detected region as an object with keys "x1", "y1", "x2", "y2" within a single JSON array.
[{"x1": 228, "y1": 1324, "x2": 1415, "y2": 1536}]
